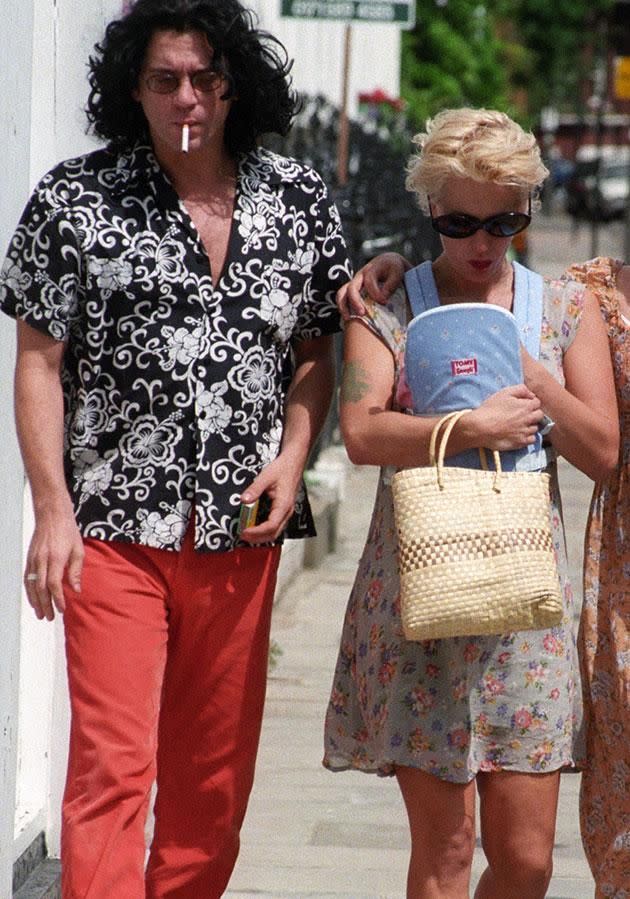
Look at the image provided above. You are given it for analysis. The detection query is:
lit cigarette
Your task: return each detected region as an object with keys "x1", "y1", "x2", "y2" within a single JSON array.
[{"x1": 181, "y1": 124, "x2": 189, "y2": 153}]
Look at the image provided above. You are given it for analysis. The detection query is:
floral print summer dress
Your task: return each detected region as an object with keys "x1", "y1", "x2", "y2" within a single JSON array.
[
  {"x1": 324, "y1": 278, "x2": 586, "y2": 783},
  {"x1": 564, "y1": 258, "x2": 630, "y2": 897}
]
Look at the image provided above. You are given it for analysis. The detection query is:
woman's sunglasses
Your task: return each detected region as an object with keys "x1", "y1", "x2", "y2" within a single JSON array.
[{"x1": 429, "y1": 197, "x2": 532, "y2": 239}]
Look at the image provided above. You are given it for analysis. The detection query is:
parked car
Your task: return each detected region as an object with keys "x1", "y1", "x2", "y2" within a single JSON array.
[
  {"x1": 566, "y1": 151, "x2": 630, "y2": 222},
  {"x1": 594, "y1": 160, "x2": 630, "y2": 220}
]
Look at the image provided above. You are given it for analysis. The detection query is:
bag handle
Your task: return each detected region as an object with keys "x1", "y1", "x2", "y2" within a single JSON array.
[
  {"x1": 428, "y1": 410, "x2": 466, "y2": 466},
  {"x1": 429, "y1": 411, "x2": 503, "y2": 491}
]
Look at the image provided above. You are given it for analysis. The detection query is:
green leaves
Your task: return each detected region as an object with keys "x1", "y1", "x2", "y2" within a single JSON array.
[
  {"x1": 401, "y1": 0, "x2": 510, "y2": 127},
  {"x1": 401, "y1": 0, "x2": 616, "y2": 128}
]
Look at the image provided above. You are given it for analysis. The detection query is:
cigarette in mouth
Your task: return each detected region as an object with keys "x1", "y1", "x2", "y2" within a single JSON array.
[{"x1": 181, "y1": 124, "x2": 189, "y2": 153}]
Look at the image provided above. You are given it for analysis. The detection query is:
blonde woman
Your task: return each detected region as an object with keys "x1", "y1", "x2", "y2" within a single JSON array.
[{"x1": 323, "y1": 108, "x2": 618, "y2": 898}]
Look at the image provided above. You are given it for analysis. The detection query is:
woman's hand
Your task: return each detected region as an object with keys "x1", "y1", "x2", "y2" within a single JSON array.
[
  {"x1": 337, "y1": 252, "x2": 410, "y2": 319},
  {"x1": 465, "y1": 385, "x2": 544, "y2": 452}
]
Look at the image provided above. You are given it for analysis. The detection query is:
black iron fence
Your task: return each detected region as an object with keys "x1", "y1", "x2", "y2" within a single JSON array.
[
  {"x1": 267, "y1": 95, "x2": 441, "y2": 463},
  {"x1": 267, "y1": 94, "x2": 440, "y2": 269}
]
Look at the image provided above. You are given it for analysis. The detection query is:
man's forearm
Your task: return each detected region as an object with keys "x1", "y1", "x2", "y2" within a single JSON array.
[
  {"x1": 280, "y1": 335, "x2": 336, "y2": 470},
  {"x1": 15, "y1": 325, "x2": 72, "y2": 514},
  {"x1": 14, "y1": 322, "x2": 83, "y2": 617}
]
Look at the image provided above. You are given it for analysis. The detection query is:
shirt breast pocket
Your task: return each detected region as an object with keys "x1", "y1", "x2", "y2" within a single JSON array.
[{"x1": 258, "y1": 273, "x2": 305, "y2": 345}]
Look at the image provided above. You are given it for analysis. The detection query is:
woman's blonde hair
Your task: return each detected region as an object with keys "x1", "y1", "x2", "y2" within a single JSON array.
[{"x1": 405, "y1": 108, "x2": 549, "y2": 213}]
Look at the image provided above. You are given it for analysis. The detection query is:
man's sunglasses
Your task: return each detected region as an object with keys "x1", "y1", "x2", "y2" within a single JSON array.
[
  {"x1": 144, "y1": 69, "x2": 223, "y2": 94},
  {"x1": 429, "y1": 197, "x2": 532, "y2": 239}
]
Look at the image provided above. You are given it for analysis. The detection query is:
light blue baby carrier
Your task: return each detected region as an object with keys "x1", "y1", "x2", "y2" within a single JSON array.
[{"x1": 403, "y1": 260, "x2": 554, "y2": 472}]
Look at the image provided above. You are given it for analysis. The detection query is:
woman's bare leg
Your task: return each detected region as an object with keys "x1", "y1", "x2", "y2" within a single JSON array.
[
  {"x1": 475, "y1": 770, "x2": 560, "y2": 899},
  {"x1": 396, "y1": 765, "x2": 476, "y2": 898}
]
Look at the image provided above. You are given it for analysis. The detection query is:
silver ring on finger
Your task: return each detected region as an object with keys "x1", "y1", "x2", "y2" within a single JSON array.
[{"x1": 26, "y1": 573, "x2": 39, "y2": 582}]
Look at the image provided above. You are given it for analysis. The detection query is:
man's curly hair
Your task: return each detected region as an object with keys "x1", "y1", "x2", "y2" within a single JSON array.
[{"x1": 86, "y1": 0, "x2": 300, "y2": 156}]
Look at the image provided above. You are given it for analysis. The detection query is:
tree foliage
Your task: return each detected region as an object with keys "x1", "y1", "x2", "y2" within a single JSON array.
[
  {"x1": 401, "y1": 0, "x2": 616, "y2": 128},
  {"x1": 401, "y1": 0, "x2": 511, "y2": 128},
  {"x1": 498, "y1": 0, "x2": 615, "y2": 114}
]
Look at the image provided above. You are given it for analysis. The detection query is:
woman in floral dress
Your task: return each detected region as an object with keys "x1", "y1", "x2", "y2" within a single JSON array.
[
  {"x1": 563, "y1": 258, "x2": 630, "y2": 898},
  {"x1": 323, "y1": 109, "x2": 619, "y2": 899}
]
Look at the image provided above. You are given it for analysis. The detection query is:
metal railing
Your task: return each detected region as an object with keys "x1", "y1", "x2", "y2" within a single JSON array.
[{"x1": 268, "y1": 95, "x2": 441, "y2": 463}]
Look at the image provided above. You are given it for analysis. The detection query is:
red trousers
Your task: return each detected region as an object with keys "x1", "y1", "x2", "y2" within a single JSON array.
[{"x1": 61, "y1": 528, "x2": 281, "y2": 898}]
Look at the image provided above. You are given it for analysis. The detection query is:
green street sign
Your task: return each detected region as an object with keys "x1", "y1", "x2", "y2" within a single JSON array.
[{"x1": 280, "y1": 1, "x2": 415, "y2": 27}]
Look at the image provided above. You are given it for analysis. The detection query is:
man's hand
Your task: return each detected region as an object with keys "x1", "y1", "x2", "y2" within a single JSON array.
[
  {"x1": 337, "y1": 252, "x2": 410, "y2": 319},
  {"x1": 238, "y1": 454, "x2": 302, "y2": 545},
  {"x1": 239, "y1": 333, "x2": 335, "y2": 545},
  {"x1": 24, "y1": 506, "x2": 84, "y2": 621}
]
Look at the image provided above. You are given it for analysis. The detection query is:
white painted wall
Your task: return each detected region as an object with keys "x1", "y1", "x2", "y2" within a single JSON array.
[
  {"x1": 2, "y1": 0, "x2": 121, "y2": 878},
  {"x1": 252, "y1": 2, "x2": 402, "y2": 115},
  {"x1": 0, "y1": 3, "x2": 34, "y2": 893},
  {"x1": 28, "y1": 0, "x2": 119, "y2": 859},
  {"x1": 0, "y1": 0, "x2": 400, "y2": 881}
]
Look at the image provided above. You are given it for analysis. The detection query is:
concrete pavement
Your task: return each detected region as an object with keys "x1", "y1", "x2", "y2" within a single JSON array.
[
  {"x1": 225, "y1": 214, "x2": 623, "y2": 898},
  {"x1": 526, "y1": 211, "x2": 625, "y2": 280}
]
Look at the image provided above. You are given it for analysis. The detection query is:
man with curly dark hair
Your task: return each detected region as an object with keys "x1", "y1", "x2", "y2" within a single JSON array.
[
  {"x1": 0, "y1": 0, "x2": 350, "y2": 895},
  {"x1": 86, "y1": 0, "x2": 298, "y2": 156}
]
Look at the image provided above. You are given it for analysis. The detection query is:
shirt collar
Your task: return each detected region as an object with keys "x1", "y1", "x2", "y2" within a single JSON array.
[
  {"x1": 107, "y1": 143, "x2": 310, "y2": 205},
  {"x1": 108, "y1": 143, "x2": 167, "y2": 202},
  {"x1": 239, "y1": 147, "x2": 312, "y2": 187}
]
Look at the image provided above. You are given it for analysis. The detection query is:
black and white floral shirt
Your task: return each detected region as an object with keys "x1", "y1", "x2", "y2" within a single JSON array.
[{"x1": 0, "y1": 144, "x2": 350, "y2": 552}]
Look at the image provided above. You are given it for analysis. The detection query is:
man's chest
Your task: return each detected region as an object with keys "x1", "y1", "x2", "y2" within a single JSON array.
[
  {"x1": 192, "y1": 214, "x2": 230, "y2": 288},
  {"x1": 70, "y1": 191, "x2": 317, "y2": 357},
  {"x1": 182, "y1": 190, "x2": 235, "y2": 288}
]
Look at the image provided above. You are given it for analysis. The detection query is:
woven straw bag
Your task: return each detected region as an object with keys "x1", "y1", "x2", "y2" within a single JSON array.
[{"x1": 391, "y1": 410, "x2": 563, "y2": 641}]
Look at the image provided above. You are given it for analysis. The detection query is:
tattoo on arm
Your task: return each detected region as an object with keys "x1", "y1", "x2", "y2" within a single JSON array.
[{"x1": 341, "y1": 360, "x2": 371, "y2": 403}]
